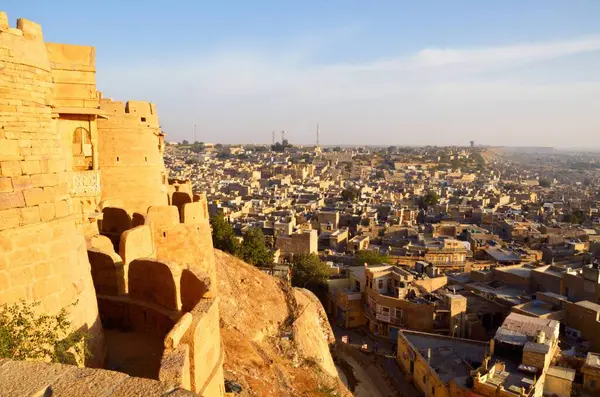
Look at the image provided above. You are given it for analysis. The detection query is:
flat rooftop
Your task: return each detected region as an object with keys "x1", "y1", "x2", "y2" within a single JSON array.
[
  {"x1": 585, "y1": 352, "x2": 600, "y2": 369},
  {"x1": 402, "y1": 331, "x2": 488, "y2": 384},
  {"x1": 514, "y1": 300, "x2": 558, "y2": 316},
  {"x1": 485, "y1": 247, "x2": 521, "y2": 262},
  {"x1": 575, "y1": 300, "x2": 600, "y2": 313},
  {"x1": 485, "y1": 357, "x2": 535, "y2": 394},
  {"x1": 495, "y1": 266, "x2": 532, "y2": 278}
]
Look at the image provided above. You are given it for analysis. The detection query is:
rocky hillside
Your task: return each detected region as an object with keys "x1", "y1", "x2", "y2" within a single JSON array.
[{"x1": 215, "y1": 250, "x2": 349, "y2": 396}]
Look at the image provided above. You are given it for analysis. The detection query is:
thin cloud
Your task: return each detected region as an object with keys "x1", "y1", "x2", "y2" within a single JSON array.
[{"x1": 97, "y1": 34, "x2": 600, "y2": 146}]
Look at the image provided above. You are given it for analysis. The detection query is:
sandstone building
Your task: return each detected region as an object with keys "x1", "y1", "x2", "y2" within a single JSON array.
[{"x1": 0, "y1": 12, "x2": 223, "y2": 396}]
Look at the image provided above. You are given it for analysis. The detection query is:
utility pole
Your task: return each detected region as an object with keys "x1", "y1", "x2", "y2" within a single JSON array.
[
  {"x1": 272, "y1": 131, "x2": 275, "y2": 145},
  {"x1": 193, "y1": 124, "x2": 197, "y2": 143},
  {"x1": 281, "y1": 130, "x2": 286, "y2": 143}
]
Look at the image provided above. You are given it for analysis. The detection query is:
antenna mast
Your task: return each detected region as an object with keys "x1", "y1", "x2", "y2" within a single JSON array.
[{"x1": 317, "y1": 123, "x2": 320, "y2": 146}]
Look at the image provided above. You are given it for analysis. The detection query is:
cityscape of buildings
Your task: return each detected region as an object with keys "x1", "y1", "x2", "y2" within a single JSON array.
[{"x1": 165, "y1": 140, "x2": 600, "y2": 396}]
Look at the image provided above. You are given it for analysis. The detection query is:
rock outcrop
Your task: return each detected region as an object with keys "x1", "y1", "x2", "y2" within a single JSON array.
[{"x1": 215, "y1": 250, "x2": 350, "y2": 396}]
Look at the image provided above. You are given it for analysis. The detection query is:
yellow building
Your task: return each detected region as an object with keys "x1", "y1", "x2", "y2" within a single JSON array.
[
  {"x1": 396, "y1": 330, "x2": 489, "y2": 397},
  {"x1": 582, "y1": 353, "x2": 600, "y2": 394},
  {"x1": 326, "y1": 266, "x2": 366, "y2": 328}
]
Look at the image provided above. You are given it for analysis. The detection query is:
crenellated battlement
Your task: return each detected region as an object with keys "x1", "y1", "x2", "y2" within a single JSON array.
[
  {"x1": 0, "y1": 12, "x2": 44, "y2": 41},
  {"x1": 87, "y1": 195, "x2": 223, "y2": 395},
  {"x1": 99, "y1": 96, "x2": 158, "y2": 118}
]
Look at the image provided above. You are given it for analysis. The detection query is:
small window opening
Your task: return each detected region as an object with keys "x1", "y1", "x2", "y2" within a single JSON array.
[
  {"x1": 116, "y1": 156, "x2": 119, "y2": 162},
  {"x1": 145, "y1": 156, "x2": 148, "y2": 162},
  {"x1": 141, "y1": 117, "x2": 146, "y2": 122},
  {"x1": 163, "y1": 232, "x2": 167, "y2": 238}
]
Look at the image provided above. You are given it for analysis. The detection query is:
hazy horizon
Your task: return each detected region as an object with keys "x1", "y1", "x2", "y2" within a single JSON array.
[{"x1": 6, "y1": 1, "x2": 600, "y2": 147}]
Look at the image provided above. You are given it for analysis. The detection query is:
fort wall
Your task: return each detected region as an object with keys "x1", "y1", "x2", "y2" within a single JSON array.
[
  {"x1": 89, "y1": 196, "x2": 223, "y2": 396},
  {"x1": 1, "y1": 11, "x2": 224, "y2": 395},
  {"x1": 0, "y1": 13, "x2": 104, "y2": 365},
  {"x1": 98, "y1": 98, "x2": 168, "y2": 213}
]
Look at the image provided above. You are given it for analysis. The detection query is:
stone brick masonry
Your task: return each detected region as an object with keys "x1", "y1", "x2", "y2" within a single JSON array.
[{"x1": 0, "y1": 13, "x2": 105, "y2": 365}]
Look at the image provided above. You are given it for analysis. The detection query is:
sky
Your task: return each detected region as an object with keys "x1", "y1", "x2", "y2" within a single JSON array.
[{"x1": 4, "y1": 1, "x2": 600, "y2": 147}]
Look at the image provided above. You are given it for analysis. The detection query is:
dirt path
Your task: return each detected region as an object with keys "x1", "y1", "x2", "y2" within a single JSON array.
[{"x1": 335, "y1": 348, "x2": 396, "y2": 397}]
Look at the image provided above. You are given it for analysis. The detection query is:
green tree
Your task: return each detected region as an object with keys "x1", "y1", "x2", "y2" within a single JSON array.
[
  {"x1": 210, "y1": 213, "x2": 240, "y2": 255},
  {"x1": 566, "y1": 210, "x2": 585, "y2": 225},
  {"x1": 539, "y1": 178, "x2": 552, "y2": 188},
  {"x1": 0, "y1": 300, "x2": 90, "y2": 365},
  {"x1": 451, "y1": 159, "x2": 461, "y2": 170},
  {"x1": 418, "y1": 190, "x2": 440, "y2": 210},
  {"x1": 240, "y1": 228, "x2": 273, "y2": 267},
  {"x1": 341, "y1": 188, "x2": 358, "y2": 201},
  {"x1": 189, "y1": 141, "x2": 205, "y2": 153},
  {"x1": 356, "y1": 250, "x2": 392, "y2": 265},
  {"x1": 291, "y1": 253, "x2": 330, "y2": 290},
  {"x1": 181, "y1": 140, "x2": 189, "y2": 145}
]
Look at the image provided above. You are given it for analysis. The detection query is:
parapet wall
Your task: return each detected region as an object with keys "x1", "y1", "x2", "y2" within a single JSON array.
[
  {"x1": 0, "y1": 12, "x2": 104, "y2": 365},
  {"x1": 88, "y1": 193, "x2": 223, "y2": 396}
]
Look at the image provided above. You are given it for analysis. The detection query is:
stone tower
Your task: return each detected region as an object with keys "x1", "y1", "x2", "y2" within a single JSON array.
[
  {"x1": 0, "y1": 14, "x2": 104, "y2": 364},
  {"x1": 97, "y1": 98, "x2": 168, "y2": 213}
]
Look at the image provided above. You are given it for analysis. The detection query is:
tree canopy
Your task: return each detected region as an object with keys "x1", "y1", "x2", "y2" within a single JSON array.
[
  {"x1": 0, "y1": 300, "x2": 90, "y2": 365},
  {"x1": 341, "y1": 188, "x2": 359, "y2": 201},
  {"x1": 240, "y1": 228, "x2": 273, "y2": 267},
  {"x1": 291, "y1": 253, "x2": 330, "y2": 290},
  {"x1": 418, "y1": 191, "x2": 440, "y2": 210},
  {"x1": 355, "y1": 250, "x2": 392, "y2": 266},
  {"x1": 189, "y1": 141, "x2": 205, "y2": 153},
  {"x1": 210, "y1": 213, "x2": 240, "y2": 255}
]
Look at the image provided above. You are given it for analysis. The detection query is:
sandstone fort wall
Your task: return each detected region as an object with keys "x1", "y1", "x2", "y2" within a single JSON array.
[
  {"x1": 90, "y1": 195, "x2": 223, "y2": 395},
  {"x1": 98, "y1": 98, "x2": 168, "y2": 213},
  {"x1": 0, "y1": 13, "x2": 105, "y2": 365},
  {"x1": 0, "y1": 11, "x2": 224, "y2": 395}
]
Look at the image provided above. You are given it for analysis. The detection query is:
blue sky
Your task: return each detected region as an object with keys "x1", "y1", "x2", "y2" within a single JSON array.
[{"x1": 4, "y1": 1, "x2": 600, "y2": 147}]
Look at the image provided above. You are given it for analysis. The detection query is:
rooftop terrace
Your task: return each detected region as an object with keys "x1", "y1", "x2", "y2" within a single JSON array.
[{"x1": 402, "y1": 330, "x2": 488, "y2": 385}]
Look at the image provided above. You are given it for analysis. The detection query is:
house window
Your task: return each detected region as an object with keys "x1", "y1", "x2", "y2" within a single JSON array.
[
  {"x1": 381, "y1": 307, "x2": 390, "y2": 314},
  {"x1": 141, "y1": 117, "x2": 146, "y2": 122},
  {"x1": 355, "y1": 281, "x2": 360, "y2": 291},
  {"x1": 394, "y1": 309, "x2": 402, "y2": 319},
  {"x1": 72, "y1": 127, "x2": 93, "y2": 171},
  {"x1": 378, "y1": 279, "x2": 384, "y2": 290}
]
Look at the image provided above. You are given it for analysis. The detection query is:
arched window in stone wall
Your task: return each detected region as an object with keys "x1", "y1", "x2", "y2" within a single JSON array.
[{"x1": 72, "y1": 127, "x2": 93, "y2": 171}]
